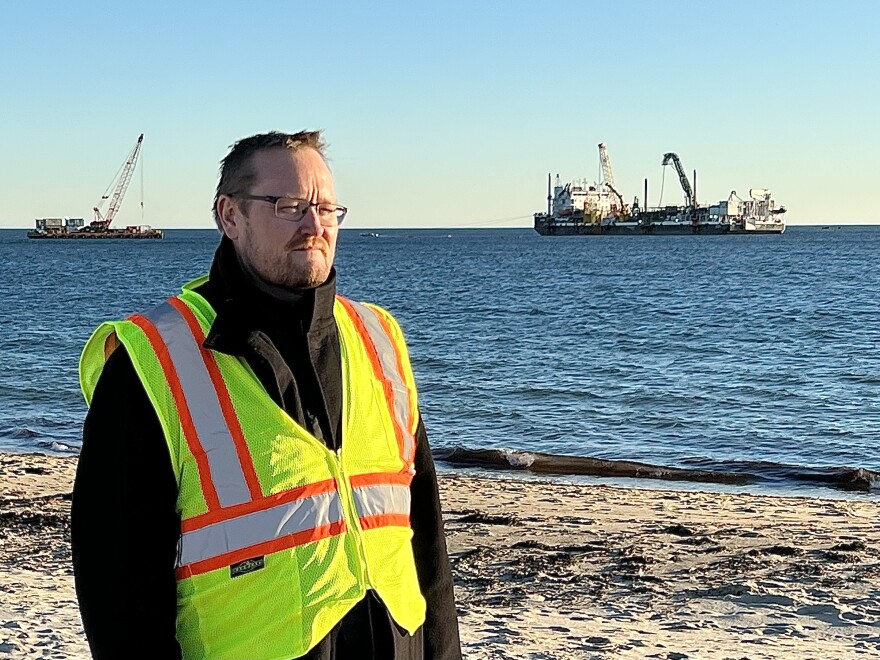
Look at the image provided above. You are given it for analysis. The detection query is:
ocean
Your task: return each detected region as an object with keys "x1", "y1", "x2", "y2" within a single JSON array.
[{"x1": 1, "y1": 227, "x2": 878, "y2": 499}]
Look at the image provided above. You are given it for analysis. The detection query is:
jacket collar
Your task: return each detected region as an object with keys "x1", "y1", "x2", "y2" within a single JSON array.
[{"x1": 197, "y1": 236, "x2": 338, "y2": 356}]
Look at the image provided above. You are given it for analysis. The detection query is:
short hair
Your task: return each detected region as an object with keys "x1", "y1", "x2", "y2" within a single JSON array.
[{"x1": 212, "y1": 130, "x2": 326, "y2": 230}]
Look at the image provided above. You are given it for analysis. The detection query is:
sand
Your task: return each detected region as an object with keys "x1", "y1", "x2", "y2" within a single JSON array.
[
  {"x1": 0, "y1": 454, "x2": 85, "y2": 659},
  {"x1": 1, "y1": 454, "x2": 878, "y2": 659},
  {"x1": 443, "y1": 475, "x2": 880, "y2": 659}
]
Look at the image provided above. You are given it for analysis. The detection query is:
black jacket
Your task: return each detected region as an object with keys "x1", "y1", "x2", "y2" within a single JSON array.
[{"x1": 71, "y1": 238, "x2": 462, "y2": 659}]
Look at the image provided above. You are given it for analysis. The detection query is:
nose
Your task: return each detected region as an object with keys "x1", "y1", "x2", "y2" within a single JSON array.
[{"x1": 297, "y1": 206, "x2": 324, "y2": 237}]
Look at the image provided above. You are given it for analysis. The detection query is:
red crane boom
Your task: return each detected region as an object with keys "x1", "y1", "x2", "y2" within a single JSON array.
[{"x1": 92, "y1": 134, "x2": 144, "y2": 230}]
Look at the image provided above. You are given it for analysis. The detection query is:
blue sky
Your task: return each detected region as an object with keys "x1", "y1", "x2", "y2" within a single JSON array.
[{"x1": 1, "y1": 0, "x2": 877, "y2": 228}]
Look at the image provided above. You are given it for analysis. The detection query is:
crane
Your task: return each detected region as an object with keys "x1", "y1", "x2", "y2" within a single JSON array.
[
  {"x1": 598, "y1": 143, "x2": 616, "y2": 187},
  {"x1": 91, "y1": 134, "x2": 144, "y2": 230},
  {"x1": 598, "y1": 143, "x2": 627, "y2": 213},
  {"x1": 661, "y1": 152, "x2": 695, "y2": 208}
]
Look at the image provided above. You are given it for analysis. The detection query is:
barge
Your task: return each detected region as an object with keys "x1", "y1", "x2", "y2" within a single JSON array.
[
  {"x1": 534, "y1": 145, "x2": 786, "y2": 236},
  {"x1": 28, "y1": 133, "x2": 163, "y2": 240},
  {"x1": 27, "y1": 217, "x2": 163, "y2": 239}
]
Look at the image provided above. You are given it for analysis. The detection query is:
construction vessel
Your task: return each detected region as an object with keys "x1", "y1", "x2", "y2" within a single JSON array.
[
  {"x1": 28, "y1": 134, "x2": 163, "y2": 239},
  {"x1": 534, "y1": 144, "x2": 786, "y2": 236}
]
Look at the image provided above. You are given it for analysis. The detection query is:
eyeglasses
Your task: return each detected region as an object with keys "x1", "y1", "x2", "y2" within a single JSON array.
[{"x1": 234, "y1": 194, "x2": 348, "y2": 226}]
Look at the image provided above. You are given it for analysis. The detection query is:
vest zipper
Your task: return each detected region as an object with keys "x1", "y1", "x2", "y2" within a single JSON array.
[
  {"x1": 334, "y1": 448, "x2": 374, "y2": 591},
  {"x1": 335, "y1": 305, "x2": 374, "y2": 591}
]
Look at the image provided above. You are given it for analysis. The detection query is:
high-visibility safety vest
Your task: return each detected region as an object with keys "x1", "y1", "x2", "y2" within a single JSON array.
[{"x1": 79, "y1": 277, "x2": 426, "y2": 660}]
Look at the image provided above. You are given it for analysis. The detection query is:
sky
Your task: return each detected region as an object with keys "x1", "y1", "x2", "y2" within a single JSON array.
[{"x1": 1, "y1": 0, "x2": 878, "y2": 229}]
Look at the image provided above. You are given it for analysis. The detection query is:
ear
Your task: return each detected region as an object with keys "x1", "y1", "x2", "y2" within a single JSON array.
[{"x1": 216, "y1": 195, "x2": 241, "y2": 240}]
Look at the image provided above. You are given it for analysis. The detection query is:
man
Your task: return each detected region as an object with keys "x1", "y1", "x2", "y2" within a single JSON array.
[{"x1": 72, "y1": 131, "x2": 462, "y2": 659}]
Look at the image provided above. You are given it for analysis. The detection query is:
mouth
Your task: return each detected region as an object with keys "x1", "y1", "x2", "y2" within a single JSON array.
[{"x1": 289, "y1": 241, "x2": 324, "y2": 252}]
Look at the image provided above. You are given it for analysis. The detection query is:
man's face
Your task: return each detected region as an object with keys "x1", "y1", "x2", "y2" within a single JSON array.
[{"x1": 219, "y1": 147, "x2": 339, "y2": 289}]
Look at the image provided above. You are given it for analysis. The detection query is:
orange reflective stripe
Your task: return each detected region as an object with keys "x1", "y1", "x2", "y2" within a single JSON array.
[
  {"x1": 178, "y1": 490, "x2": 345, "y2": 569},
  {"x1": 129, "y1": 313, "x2": 221, "y2": 511},
  {"x1": 344, "y1": 300, "x2": 417, "y2": 467},
  {"x1": 349, "y1": 472, "x2": 413, "y2": 488},
  {"x1": 337, "y1": 297, "x2": 409, "y2": 464},
  {"x1": 175, "y1": 520, "x2": 347, "y2": 580},
  {"x1": 373, "y1": 311, "x2": 416, "y2": 460},
  {"x1": 351, "y1": 481, "x2": 411, "y2": 530},
  {"x1": 167, "y1": 297, "x2": 263, "y2": 502},
  {"x1": 182, "y1": 478, "x2": 339, "y2": 533},
  {"x1": 359, "y1": 514, "x2": 410, "y2": 530},
  {"x1": 142, "y1": 300, "x2": 251, "y2": 507}
]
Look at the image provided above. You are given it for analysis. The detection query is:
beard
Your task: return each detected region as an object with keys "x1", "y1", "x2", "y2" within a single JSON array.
[{"x1": 239, "y1": 234, "x2": 335, "y2": 291}]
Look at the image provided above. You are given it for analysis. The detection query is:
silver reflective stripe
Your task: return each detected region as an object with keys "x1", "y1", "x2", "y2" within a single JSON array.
[
  {"x1": 352, "y1": 484, "x2": 411, "y2": 519},
  {"x1": 143, "y1": 301, "x2": 251, "y2": 508},
  {"x1": 346, "y1": 301, "x2": 415, "y2": 461},
  {"x1": 178, "y1": 492, "x2": 343, "y2": 567}
]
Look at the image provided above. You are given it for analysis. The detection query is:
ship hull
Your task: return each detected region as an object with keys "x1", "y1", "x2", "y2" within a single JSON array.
[
  {"x1": 533, "y1": 222, "x2": 784, "y2": 236},
  {"x1": 27, "y1": 230, "x2": 163, "y2": 239},
  {"x1": 534, "y1": 211, "x2": 785, "y2": 236}
]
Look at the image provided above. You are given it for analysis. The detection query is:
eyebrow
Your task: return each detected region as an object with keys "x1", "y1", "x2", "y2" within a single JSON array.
[{"x1": 280, "y1": 194, "x2": 338, "y2": 204}]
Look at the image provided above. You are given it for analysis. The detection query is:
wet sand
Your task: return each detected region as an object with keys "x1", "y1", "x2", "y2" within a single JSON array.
[{"x1": 2, "y1": 454, "x2": 879, "y2": 659}]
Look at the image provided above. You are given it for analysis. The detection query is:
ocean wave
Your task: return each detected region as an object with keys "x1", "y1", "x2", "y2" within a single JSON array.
[
  {"x1": 7, "y1": 427, "x2": 39, "y2": 439},
  {"x1": 434, "y1": 447, "x2": 880, "y2": 493},
  {"x1": 512, "y1": 386, "x2": 602, "y2": 401},
  {"x1": 677, "y1": 457, "x2": 880, "y2": 492},
  {"x1": 46, "y1": 441, "x2": 77, "y2": 454},
  {"x1": 841, "y1": 373, "x2": 880, "y2": 385}
]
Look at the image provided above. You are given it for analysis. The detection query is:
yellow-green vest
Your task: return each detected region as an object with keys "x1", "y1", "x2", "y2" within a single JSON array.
[{"x1": 79, "y1": 278, "x2": 426, "y2": 660}]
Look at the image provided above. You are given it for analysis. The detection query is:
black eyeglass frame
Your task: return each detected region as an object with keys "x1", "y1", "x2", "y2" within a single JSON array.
[{"x1": 233, "y1": 194, "x2": 348, "y2": 226}]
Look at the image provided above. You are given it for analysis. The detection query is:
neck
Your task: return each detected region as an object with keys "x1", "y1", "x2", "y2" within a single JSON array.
[{"x1": 235, "y1": 251, "x2": 318, "y2": 304}]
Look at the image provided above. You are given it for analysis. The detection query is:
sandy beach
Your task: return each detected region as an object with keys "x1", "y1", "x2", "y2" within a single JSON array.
[{"x1": 1, "y1": 454, "x2": 878, "y2": 659}]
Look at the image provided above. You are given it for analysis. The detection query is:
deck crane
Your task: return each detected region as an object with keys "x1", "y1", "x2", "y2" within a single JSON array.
[
  {"x1": 661, "y1": 152, "x2": 696, "y2": 208},
  {"x1": 598, "y1": 142, "x2": 616, "y2": 188},
  {"x1": 91, "y1": 134, "x2": 144, "y2": 230},
  {"x1": 597, "y1": 143, "x2": 627, "y2": 214}
]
